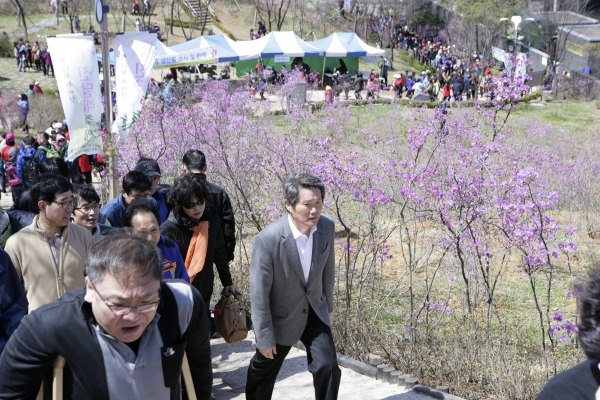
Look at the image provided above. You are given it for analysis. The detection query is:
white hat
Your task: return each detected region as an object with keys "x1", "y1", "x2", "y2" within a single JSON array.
[
  {"x1": 393, "y1": 74, "x2": 400, "y2": 78},
  {"x1": 34, "y1": 81, "x2": 40, "y2": 85}
]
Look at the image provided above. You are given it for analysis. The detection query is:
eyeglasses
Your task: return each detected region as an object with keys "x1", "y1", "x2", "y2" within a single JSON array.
[
  {"x1": 90, "y1": 280, "x2": 160, "y2": 316},
  {"x1": 74, "y1": 204, "x2": 100, "y2": 213},
  {"x1": 183, "y1": 200, "x2": 204, "y2": 210},
  {"x1": 52, "y1": 200, "x2": 75, "y2": 209}
]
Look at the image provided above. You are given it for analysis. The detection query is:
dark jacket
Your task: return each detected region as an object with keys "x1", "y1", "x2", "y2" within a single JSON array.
[
  {"x1": 160, "y1": 207, "x2": 232, "y2": 291},
  {"x1": 0, "y1": 282, "x2": 213, "y2": 400},
  {"x1": 152, "y1": 188, "x2": 169, "y2": 225},
  {"x1": 9, "y1": 189, "x2": 38, "y2": 215},
  {"x1": 353, "y1": 76, "x2": 364, "y2": 91},
  {"x1": 157, "y1": 235, "x2": 190, "y2": 282},
  {"x1": 0, "y1": 248, "x2": 27, "y2": 355},
  {"x1": 7, "y1": 210, "x2": 35, "y2": 228},
  {"x1": 192, "y1": 173, "x2": 236, "y2": 262}
]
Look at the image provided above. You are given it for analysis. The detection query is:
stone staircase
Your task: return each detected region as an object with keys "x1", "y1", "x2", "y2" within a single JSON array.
[{"x1": 181, "y1": 0, "x2": 213, "y2": 27}]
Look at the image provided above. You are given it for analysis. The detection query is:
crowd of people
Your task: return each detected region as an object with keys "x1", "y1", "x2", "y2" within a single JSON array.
[
  {"x1": 0, "y1": 132, "x2": 340, "y2": 398},
  {"x1": 14, "y1": 38, "x2": 54, "y2": 77},
  {"x1": 0, "y1": 124, "x2": 101, "y2": 207},
  {"x1": 0, "y1": 141, "x2": 244, "y2": 396}
]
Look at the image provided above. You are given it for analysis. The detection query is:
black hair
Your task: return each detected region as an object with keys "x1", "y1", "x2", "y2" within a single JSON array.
[
  {"x1": 123, "y1": 199, "x2": 160, "y2": 228},
  {"x1": 38, "y1": 131, "x2": 49, "y2": 141},
  {"x1": 40, "y1": 158, "x2": 69, "y2": 177},
  {"x1": 30, "y1": 174, "x2": 73, "y2": 205},
  {"x1": 282, "y1": 172, "x2": 325, "y2": 208},
  {"x1": 85, "y1": 232, "x2": 162, "y2": 286},
  {"x1": 182, "y1": 149, "x2": 206, "y2": 172},
  {"x1": 6, "y1": 139, "x2": 14, "y2": 146},
  {"x1": 23, "y1": 135, "x2": 36, "y2": 146},
  {"x1": 29, "y1": 84, "x2": 34, "y2": 90},
  {"x1": 170, "y1": 173, "x2": 210, "y2": 214},
  {"x1": 72, "y1": 183, "x2": 100, "y2": 211},
  {"x1": 122, "y1": 170, "x2": 151, "y2": 194},
  {"x1": 578, "y1": 263, "x2": 600, "y2": 359}
]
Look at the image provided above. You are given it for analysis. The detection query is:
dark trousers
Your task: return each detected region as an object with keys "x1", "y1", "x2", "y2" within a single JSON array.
[
  {"x1": 246, "y1": 306, "x2": 341, "y2": 400},
  {"x1": 192, "y1": 267, "x2": 217, "y2": 333}
]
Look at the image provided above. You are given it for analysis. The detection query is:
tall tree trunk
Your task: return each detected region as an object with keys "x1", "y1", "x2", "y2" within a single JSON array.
[
  {"x1": 13, "y1": 0, "x2": 28, "y2": 41},
  {"x1": 475, "y1": 24, "x2": 480, "y2": 58},
  {"x1": 170, "y1": 0, "x2": 175, "y2": 34}
]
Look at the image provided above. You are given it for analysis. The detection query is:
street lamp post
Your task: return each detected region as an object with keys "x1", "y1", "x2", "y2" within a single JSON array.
[
  {"x1": 500, "y1": 15, "x2": 534, "y2": 54},
  {"x1": 95, "y1": 0, "x2": 120, "y2": 200}
]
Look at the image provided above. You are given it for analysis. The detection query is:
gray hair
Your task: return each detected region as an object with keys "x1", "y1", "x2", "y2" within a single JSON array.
[
  {"x1": 282, "y1": 173, "x2": 325, "y2": 208},
  {"x1": 85, "y1": 232, "x2": 163, "y2": 286}
]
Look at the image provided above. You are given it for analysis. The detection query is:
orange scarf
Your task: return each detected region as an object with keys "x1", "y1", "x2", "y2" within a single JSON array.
[{"x1": 185, "y1": 221, "x2": 209, "y2": 283}]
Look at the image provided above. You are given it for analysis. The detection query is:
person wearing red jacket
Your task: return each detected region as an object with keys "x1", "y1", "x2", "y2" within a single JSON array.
[
  {"x1": 78, "y1": 154, "x2": 93, "y2": 184},
  {"x1": 442, "y1": 82, "x2": 452, "y2": 102},
  {"x1": 393, "y1": 74, "x2": 404, "y2": 98}
]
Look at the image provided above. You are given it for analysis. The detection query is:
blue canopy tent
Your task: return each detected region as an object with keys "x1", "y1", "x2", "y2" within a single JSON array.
[
  {"x1": 170, "y1": 34, "x2": 255, "y2": 62},
  {"x1": 96, "y1": 40, "x2": 176, "y2": 67}
]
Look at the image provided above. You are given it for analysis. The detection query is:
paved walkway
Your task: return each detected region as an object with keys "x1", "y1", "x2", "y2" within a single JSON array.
[
  {"x1": 212, "y1": 332, "x2": 429, "y2": 400},
  {"x1": 0, "y1": 56, "x2": 58, "y2": 96}
]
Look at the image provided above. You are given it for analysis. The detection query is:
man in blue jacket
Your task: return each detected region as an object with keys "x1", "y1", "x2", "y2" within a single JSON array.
[
  {"x1": 0, "y1": 247, "x2": 28, "y2": 355},
  {"x1": 124, "y1": 200, "x2": 189, "y2": 282},
  {"x1": 100, "y1": 170, "x2": 155, "y2": 228},
  {"x1": 134, "y1": 158, "x2": 169, "y2": 224},
  {"x1": 16, "y1": 135, "x2": 45, "y2": 187}
]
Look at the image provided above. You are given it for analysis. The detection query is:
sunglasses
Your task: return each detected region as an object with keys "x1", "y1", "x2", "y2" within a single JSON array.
[{"x1": 183, "y1": 200, "x2": 204, "y2": 210}]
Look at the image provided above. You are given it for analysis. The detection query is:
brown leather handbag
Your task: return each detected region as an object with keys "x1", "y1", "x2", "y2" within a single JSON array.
[{"x1": 213, "y1": 290, "x2": 249, "y2": 343}]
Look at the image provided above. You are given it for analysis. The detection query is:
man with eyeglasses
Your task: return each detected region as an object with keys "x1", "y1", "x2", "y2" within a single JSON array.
[
  {"x1": 0, "y1": 234, "x2": 213, "y2": 399},
  {"x1": 100, "y1": 170, "x2": 156, "y2": 228},
  {"x1": 5, "y1": 174, "x2": 93, "y2": 312},
  {"x1": 71, "y1": 184, "x2": 113, "y2": 242}
]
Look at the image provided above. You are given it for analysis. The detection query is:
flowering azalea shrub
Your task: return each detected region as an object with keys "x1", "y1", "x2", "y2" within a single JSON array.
[{"x1": 0, "y1": 54, "x2": 592, "y2": 396}]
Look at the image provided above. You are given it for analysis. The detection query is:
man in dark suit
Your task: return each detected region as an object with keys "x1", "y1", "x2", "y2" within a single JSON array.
[{"x1": 246, "y1": 173, "x2": 340, "y2": 400}]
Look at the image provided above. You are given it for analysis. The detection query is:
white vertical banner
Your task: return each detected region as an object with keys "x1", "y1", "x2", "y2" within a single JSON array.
[
  {"x1": 47, "y1": 35, "x2": 103, "y2": 161},
  {"x1": 112, "y1": 32, "x2": 156, "y2": 145}
]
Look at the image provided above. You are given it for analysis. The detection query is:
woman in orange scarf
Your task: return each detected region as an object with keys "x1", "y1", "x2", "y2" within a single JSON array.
[{"x1": 160, "y1": 174, "x2": 234, "y2": 337}]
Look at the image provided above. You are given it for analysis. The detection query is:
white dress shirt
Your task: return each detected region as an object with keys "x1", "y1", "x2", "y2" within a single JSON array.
[{"x1": 288, "y1": 214, "x2": 317, "y2": 284}]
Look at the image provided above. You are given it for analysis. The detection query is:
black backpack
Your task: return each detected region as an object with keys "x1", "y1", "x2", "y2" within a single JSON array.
[{"x1": 23, "y1": 154, "x2": 39, "y2": 184}]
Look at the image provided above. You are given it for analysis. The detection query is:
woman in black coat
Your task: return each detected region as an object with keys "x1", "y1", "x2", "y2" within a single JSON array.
[{"x1": 160, "y1": 173, "x2": 234, "y2": 336}]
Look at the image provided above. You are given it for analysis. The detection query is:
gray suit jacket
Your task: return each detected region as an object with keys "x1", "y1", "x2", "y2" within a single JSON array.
[{"x1": 250, "y1": 214, "x2": 335, "y2": 349}]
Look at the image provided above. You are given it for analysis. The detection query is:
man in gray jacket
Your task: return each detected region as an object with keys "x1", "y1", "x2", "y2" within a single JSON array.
[{"x1": 246, "y1": 173, "x2": 340, "y2": 400}]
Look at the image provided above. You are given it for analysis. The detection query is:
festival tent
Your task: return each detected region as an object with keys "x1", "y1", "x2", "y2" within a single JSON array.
[
  {"x1": 169, "y1": 34, "x2": 256, "y2": 62},
  {"x1": 307, "y1": 32, "x2": 386, "y2": 81},
  {"x1": 235, "y1": 31, "x2": 331, "y2": 77},
  {"x1": 308, "y1": 32, "x2": 386, "y2": 57},
  {"x1": 96, "y1": 40, "x2": 177, "y2": 67},
  {"x1": 237, "y1": 31, "x2": 322, "y2": 58}
]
